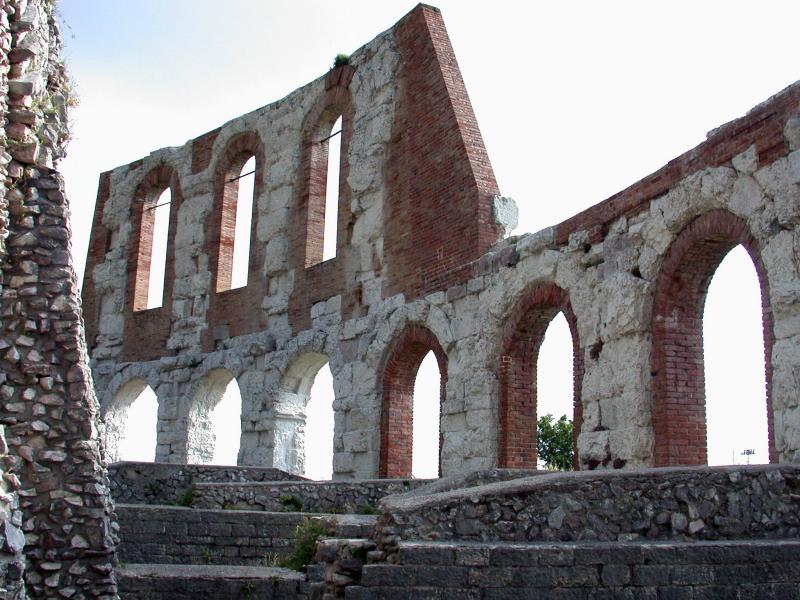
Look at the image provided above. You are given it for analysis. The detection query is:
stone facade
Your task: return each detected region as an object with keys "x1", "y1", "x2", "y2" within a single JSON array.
[
  {"x1": 83, "y1": 4, "x2": 800, "y2": 481},
  {"x1": 0, "y1": 0, "x2": 118, "y2": 598}
]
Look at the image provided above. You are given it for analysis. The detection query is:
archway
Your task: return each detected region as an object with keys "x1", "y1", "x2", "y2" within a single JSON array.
[
  {"x1": 651, "y1": 210, "x2": 774, "y2": 466},
  {"x1": 380, "y1": 325, "x2": 447, "y2": 478},
  {"x1": 412, "y1": 351, "x2": 443, "y2": 478},
  {"x1": 274, "y1": 353, "x2": 334, "y2": 478},
  {"x1": 104, "y1": 379, "x2": 158, "y2": 463},
  {"x1": 498, "y1": 283, "x2": 582, "y2": 469},
  {"x1": 187, "y1": 369, "x2": 242, "y2": 465}
]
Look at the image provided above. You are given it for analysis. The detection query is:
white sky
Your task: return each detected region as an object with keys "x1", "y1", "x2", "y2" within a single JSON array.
[{"x1": 60, "y1": 1, "x2": 798, "y2": 473}]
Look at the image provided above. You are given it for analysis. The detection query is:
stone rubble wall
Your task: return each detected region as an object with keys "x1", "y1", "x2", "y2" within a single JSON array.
[
  {"x1": 107, "y1": 461, "x2": 304, "y2": 506},
  {"x1": 0, "y1": 0, "x2": 118, "y2": 598},
  {"x1": 192, "y1": 478, "x2": 430, "y2": 513},
  {"x1": 374, "y1": 465, "x2": 800, "y2": 548}
]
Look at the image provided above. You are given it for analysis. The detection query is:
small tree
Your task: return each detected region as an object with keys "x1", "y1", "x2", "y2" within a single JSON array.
[{"x1": 537, "y1": 414, "x2": 573, "y2": 471}]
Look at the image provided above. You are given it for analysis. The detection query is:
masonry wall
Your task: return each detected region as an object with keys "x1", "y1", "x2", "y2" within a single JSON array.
[
  {"x1": 0, "y1": 0, "x2": 118, "y2": 598},
  {"x1": 84, "y1": 4, "x2": 800, "y2": 480}
]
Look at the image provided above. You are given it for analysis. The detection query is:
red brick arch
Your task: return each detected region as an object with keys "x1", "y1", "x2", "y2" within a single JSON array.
[
  {"x1": 498, "y1": 283, "x2": 582, "y2": 469},
  {"x1": 122, "y1": 163, "x2": 183, "y2": 361},
  {"x1": 202, "y1": 131, "x2": 267, "y2": 351},
  {"x1": 651, "y1": 209, "x2": 775, "y2": 466},
  {"x1": 379, "y1": 324, "x2": 448, "y2": 478}
]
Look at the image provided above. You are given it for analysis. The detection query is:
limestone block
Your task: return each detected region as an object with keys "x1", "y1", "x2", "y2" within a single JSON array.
[{"x1": 732, "y1": 144, "x2": 758, "y2": 175}]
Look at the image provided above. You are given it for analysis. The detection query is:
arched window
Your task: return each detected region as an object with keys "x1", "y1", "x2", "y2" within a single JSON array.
[
  {"x1": 498, "y1": 284, "x2": 581, "y2": 469},
  {"x1": 305, "y1": 110, "x2": 344, "y2": 267},
  {"x1": 273, "y1": 353, "x2": 334, "y2": 479},
  {"x1": 704, "y1": 246, "x2": 769, "y2": 465},
  {"x1": 187, "y1": 369, "x2": 243, "y2": 465},
  {"x1": 134, "y1": 187, "x2": 171, "y2": 310},
  {"x1": 104, "y1": 379, "x2": 158, "y2": 463},
  {"x1": 412, "y1": 351, "x2": 443, "y2": 478},
  {"x1": 217, "y1": 155, "x2": 256, "y2": 292},
  {"x1": 536, "y1": 312, "x2": 575, "y2": 469},
  {"x1": 380, "y1": 325, "x2": 448, "y2": 478},
  {"x1": 651, "y1": 210, "x2": 774, "y2": 466}
]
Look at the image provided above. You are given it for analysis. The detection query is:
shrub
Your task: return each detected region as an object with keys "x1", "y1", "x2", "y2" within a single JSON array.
[{"x1": 280, "y1": 518, "x2": 334, "y2": 571}]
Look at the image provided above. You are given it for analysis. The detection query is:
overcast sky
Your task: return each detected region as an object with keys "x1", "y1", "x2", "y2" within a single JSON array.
[{"x1": 58, "y1": 1, "x2": 798, "y2": 473}]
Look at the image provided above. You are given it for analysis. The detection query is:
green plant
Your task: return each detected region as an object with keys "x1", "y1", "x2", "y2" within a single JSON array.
[
  {"x1": 333, "y1": 53, "x2": 350, "y2": 68},
  {"x1": 355, "y1": 503, "x2": 380, "y2": 515},
  {"x1": 144, "y1": 481, "x2": 162, "y2": 497},
  {"x1": 279, "y1": 518, "x2": 334, "y2": 571},
  {"x1": 260, "y1": 552, "x2": 281, "y2": 568},
  {"x1": 202, "y1": 547, "x2": 212, "y2": 564},
  {"x1": 278, "y1": 494, "x2": 303, "y2": 512},
  {"x1": 241, "y1": 581, "x2": 255, "y2": 598},
  {"x1": 537, "y1": 414, "x2": 574, "y2": 471},
  {"x1": 174, "y1": 487, "x2": 196, "y2": 507}
]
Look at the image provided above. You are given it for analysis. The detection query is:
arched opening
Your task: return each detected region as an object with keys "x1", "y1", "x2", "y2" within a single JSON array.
[
  {"x1": 412, "y1": 351, "x2": 443, "y2": 479},
  {"x1": 305, "y1": 109, "x2": 345, "y2": 267},
  {"x1": 498, "y1": 283, "x2": 581, "y2": 469},
  {"x1": 652, "y1": 210, "x2": 774, "y2": 466},
  {"x1": 187, "y1": 369, "x2": 242, "y2": 465},
  {"x1": 323, "y1": 115, "x2": 342, "y2": 262},
  {"x1": 536, "y1": 312, "x2": 575, "y2": 469},
  {"x1": 134, "y1": 187, "x2": 171, "y2": 310},
  {"x1": 704, "y1": 246, "x2": 769, "y2": 465},
  {"x1": 105, "y1": 379, "x2": 158, "y2": 463},
  {"x1": 380, "y1": 325, "x2": 448, "y2": 479},
  {"x1": 274, "y1": 353, "x2": 334, "y2": 479},
  {"x1": 217, "y1": 154, "x2": 256, "y2": 292}
]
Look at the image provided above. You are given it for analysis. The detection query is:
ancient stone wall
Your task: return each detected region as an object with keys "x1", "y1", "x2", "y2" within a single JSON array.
[
  {"x1": 0, "y1": 0, "x2": 118, "y2": 597},
  {"x1": 83, "y1": 4, "x2": 800, "y2": 480}
]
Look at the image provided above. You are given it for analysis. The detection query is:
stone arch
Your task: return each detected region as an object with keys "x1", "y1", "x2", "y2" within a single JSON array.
[
  {"x1": 497, "y1": 282, "x2": 582, "y2": 469},
  {"x1": 103, "y1": 378, "x2": 158, "y2": 463},
  {"x1": 651, "y1": 209, "x2": 775, "y2": 466},
  {"x1": 379, "y1": 324, "x2": 448, "y2": 478},
  {"x1": 273, "y1": 352, "x2": 331, "y2": 475},
  {"x1": 186, "y1": 368, "x2": 242, "y2": 464}
]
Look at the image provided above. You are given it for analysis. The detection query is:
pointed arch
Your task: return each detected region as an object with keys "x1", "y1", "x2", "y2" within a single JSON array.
[
  {"x1": 651, "y1": 209, "x2": 775, "y2": 466},
  {"x1": 380, "y1": 324, "x2": 448, "y2": 478},
  {"x1": 497, "y1": 282, "x2": 582, "y2": 469}
]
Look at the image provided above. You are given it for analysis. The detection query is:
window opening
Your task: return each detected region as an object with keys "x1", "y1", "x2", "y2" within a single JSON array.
[
  {"x1": 143, "y1": 188, "x2": 170, "y2": 309},
  {"x1": 230, "y1": 156, "x2": 255, "y2": 289},
  {"x1": 704, "y1": 245, "x2": 768, "y2": 465},
  {"x1": 412, "y1": 351, "x2": 441, "y2": 478},
  {"x1": 323, "y1": 115, "x2": 342, "y2": 262}
]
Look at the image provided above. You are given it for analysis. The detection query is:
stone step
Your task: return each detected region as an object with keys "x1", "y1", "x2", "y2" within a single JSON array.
[
  {"x1": 117, "y1": 504, "x2": 376, "y2": 566},
  {"x1": 117, "y1": 563, "x2": 305, "y2": 599},
  {"x1": 348, "y1": 539, "x2": 800, "y2": 598}
]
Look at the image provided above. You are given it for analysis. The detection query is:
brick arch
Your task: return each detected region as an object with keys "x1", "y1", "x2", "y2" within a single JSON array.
[
  {"x1": 651, "y1": 209, "x2": 775, "y2": 466},
  {"x1": 202, "y1": 131, "x2": 267, "y2": 351},
  {"x1": 498, "y1": 282, "x2": 583, "y2": 469},
  {"x1": 299, "y1": 71, "x2": 356, "y2": 267},
  {"x1": 288, "y1": 66, "x2": 357, "y2": 334},
  {"x1": 122, "y1": 163, "x2": 183, "y2": 361},
  {"x1": 379, "y1": 324, "x2": 448, "y2": 478}
]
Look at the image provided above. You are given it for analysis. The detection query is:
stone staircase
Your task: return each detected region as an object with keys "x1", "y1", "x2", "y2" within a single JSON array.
[{"x1": 108, "y1": 463, "x2": 420, "y2": 599}]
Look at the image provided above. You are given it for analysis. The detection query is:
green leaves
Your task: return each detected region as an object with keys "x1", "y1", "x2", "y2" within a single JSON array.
[{"x1": 537, "y1": 414, "x2": 574, "y2": 471}]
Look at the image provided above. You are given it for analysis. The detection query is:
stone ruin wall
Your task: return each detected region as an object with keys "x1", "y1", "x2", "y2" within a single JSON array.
[
  {"x1": 83, "y1": 5, "x2": 800, "y2": 483},
  {"x1": 0, "y1": 0, "x2": 118, "y2": 598}
]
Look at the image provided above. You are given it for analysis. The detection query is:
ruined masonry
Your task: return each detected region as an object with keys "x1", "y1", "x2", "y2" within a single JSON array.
[
  {"x1": 0, "y1": 0, "x2": 117, "y2": 598},
  {"x1": 84, "y1": 4, "x2": 800, "y2": 478}
]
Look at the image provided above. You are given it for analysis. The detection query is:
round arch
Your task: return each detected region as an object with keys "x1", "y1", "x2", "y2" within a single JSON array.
[
  {"x1": 186, "y1": 368, "x2": 242, "y2": 464},
  {"x1": 104, "y1": 378, "x2": 158, "y2": 463},
  {"x1": 379, "y1": 324, "x2": 448, "y2": 478},
  {"x1": 497, "y1": 282, "x2": 582, "y2": 469},
  {"x1": 651, "y1": 209, "x2": 775, "y2": 466}
]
